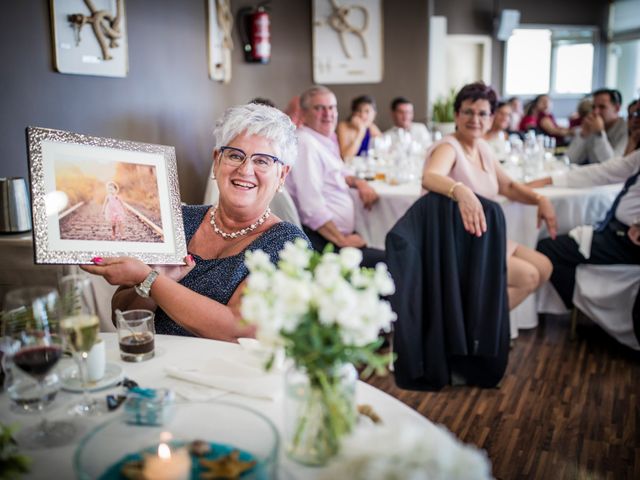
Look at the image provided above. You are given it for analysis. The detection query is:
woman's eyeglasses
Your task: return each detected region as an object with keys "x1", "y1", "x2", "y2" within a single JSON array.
[
  {"x1": 459, "y1": 109, "x2": 491, "y2": 119},
  {"x1": 219, "y1": 146, "x2": 282, "y2": 172}
]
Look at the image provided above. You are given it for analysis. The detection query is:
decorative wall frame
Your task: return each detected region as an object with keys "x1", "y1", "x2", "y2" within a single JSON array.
[
  {"x1": 50, "y1": 0, "x2": 128, "y2": 77},
  {"x1": 208, "y1": 0, "x2": 234, "y2": 83},
  {"x1": 312, "y1": 0, "x2": 383, "y2": 84},
  {"x1": 26, "y1": 127, "x2": 187, "y2": 265}
]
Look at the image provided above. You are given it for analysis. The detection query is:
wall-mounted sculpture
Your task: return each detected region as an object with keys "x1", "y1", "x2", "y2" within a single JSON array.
[
  {"x1": 51, "y1": 0, "x2": 128, "y2": 77},
  {"x1": 312, "y1": 0, "x2": 383, "y2": 84}
]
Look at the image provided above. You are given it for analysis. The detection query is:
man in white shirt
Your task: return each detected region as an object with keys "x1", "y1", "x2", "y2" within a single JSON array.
[
  {"x1": 285, "y1": 85, "x2": 384, "y2": 267},
  {"x1": 382, "y1": 97, "x2": 432, "y2": 153},
  {"x1": 566, "y1": 89, "x2": 627, "y2": 165},
  {"x1": 533, "y1": 150, "x2": 640, "y2": 308}
]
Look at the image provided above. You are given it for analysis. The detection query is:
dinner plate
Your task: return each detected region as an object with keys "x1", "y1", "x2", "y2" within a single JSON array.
[{"x1": 60, "y1": 361, "x2": 124, "y2": 393}]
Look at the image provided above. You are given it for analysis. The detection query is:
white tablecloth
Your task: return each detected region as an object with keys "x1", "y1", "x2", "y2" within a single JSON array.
[
  {"x1": 0, "y1": 333, "x2": 440, "y2": 479},
  {"x1": 351, "y1": 181, "x2": 621, "y2": 336}
]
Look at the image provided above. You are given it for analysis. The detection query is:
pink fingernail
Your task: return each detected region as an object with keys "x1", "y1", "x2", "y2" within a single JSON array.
[
  {"x1": 91, "y1": 257, "x2": 103, "y2": 264},
  {"x1": 187, "y1": 255, "x2": 194, "y2": 263}
]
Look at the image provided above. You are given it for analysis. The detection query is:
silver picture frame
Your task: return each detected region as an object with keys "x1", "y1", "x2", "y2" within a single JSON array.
[{"x1": 26, "y1": 126, "x2": 187, "y2": 265}]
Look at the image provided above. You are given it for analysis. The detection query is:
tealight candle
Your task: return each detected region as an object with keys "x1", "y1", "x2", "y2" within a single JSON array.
[{"x1": 143, "y1": 433, "x2": 191, "y2": 480}]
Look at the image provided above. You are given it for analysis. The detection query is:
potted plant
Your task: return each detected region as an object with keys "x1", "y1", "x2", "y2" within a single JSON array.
[{"x1": 432, "y1": 88, "x2": 457, "y2": 136}]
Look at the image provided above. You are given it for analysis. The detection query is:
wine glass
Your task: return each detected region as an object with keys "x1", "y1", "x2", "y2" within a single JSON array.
[
  {"x1": 2, "y1": 286, "x2": 76, "y2": 448},
  {"x1": 58, "y1": 274, "x2": 102, "y2": 416}
]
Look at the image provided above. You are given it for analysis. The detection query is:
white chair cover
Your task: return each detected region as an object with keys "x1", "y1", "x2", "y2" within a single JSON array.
[
  {"x1": 269, "y1": 190, "x2": 301, "y2": 228},
  {"x1": 203, "y1": 178, "x2": 220, "y2": 205},
  {"x1": 573, "y1": 264, "x2": 640, "y2": 350}
]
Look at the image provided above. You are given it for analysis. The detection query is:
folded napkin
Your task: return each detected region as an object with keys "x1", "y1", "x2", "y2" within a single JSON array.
[
  {"x1": 568, "y1": 225, "x2": 593, "y2": 259},
  {"x1": 165, "y1": 340, "x2": 284, "y2": 401}
]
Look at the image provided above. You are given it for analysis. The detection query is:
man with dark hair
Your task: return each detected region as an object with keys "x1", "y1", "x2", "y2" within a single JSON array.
[
  {"x1": 566, "y1": 88, "x2": 627, "y2": 164},
  {"x1": 624, "y1": 98, "x2": 640, "y2": 156},
  {"x1": 382, "y1": 96, "x2": 432, "y2": 154}
]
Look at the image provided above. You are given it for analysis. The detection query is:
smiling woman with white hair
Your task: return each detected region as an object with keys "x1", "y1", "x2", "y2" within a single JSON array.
[{"x1": 82, "y1": 103, "x2": 309, "y2": 341}]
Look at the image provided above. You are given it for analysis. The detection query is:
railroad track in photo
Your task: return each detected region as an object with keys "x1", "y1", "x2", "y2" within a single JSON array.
[{"x1": 58, "y1": 200, "x2": 164, "y2": 243}]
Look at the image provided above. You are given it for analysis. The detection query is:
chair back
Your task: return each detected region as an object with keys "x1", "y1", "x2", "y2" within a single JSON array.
[{"x1": 385, "y1": 192, "x2": 510, "y2": 390}]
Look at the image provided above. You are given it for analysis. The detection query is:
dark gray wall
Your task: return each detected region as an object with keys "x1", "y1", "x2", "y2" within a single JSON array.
[{"x1": 0, "y1": 0, "x2": 429, "y2": 203}]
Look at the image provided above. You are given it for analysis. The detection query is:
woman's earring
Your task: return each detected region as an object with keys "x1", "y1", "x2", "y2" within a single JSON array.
[{"x1": 277, "y1": 183, "x2": 284, "y2": 193}]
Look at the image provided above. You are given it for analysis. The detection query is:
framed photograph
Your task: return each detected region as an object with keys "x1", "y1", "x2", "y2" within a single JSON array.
[
  {"x1": 50, "y1": 0, "x2": 128, "y2": 77},
  {"x1": 26, "y1": 127, "x2": 187, "y2": 265},
  {"x1": 312, "y1": 0, "x2": 383, "y2": 84}
]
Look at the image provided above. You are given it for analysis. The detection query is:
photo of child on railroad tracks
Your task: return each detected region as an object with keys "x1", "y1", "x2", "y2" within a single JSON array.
[{"x1": 55, "y1": 159, "x2": 164, "y2": 243}]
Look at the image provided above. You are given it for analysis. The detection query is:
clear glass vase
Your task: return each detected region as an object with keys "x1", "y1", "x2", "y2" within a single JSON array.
[{"x1": 284, "y1": 363, "x2": 357, "y2": 466}]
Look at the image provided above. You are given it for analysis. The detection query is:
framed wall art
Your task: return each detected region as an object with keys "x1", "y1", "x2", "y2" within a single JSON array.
[
  {"x1": 50, "y1": 0, "x2": 128, "y2": 77},
  {"x1": 26, "y1": 127, "x2": 187, "y2": 265},
  {"x1": 312, "y1": 0, "x2": 383, "y2": 84},
  {"x1": 207, "y1": 0, "x2": 233, "y2": 83}
]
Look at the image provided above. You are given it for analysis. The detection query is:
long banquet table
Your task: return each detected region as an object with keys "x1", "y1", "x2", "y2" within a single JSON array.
[
  {"x1": 0, "y1": 333, "x2": 441, "y2": 479},
  {"x1": 351, "y1": 181, "x2": 621, "y2": 336}
]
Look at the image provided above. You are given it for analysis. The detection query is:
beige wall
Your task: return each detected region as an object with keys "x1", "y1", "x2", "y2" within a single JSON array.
[{"x1": 0, "y1": 0, "x2": 429, "y2": 203}]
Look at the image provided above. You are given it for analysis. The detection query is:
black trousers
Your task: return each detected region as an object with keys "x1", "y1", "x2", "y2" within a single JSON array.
[
  {"x1": 302, "y1": 225, "x2": 386, "y2": 269},
  {"x1": 537, "y1": 221, "x2": 640, "y2": 308}
]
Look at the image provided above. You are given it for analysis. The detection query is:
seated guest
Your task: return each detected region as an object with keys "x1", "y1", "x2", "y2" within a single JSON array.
[
  {"x1": 284, "y1": 95, "x2": 304, "y2": 128},
  {"x1": 484, "y1": 101, "x2": 512, "y2": 161},
  {"x1": 82, "y1": 103, "x2": 308, "y2": 341},
  {"x1": 422, "y1": 82, "x2": 557, "y2": 310},
  {"x1": 624, "y1": 99, "x2": 640, "y2": 156},
  {"x1": 286, "y1": 85, "x2": 384, "y2": 267},
  {"x1": 507, "y1": 96, "x2": 523, "y2": 133},
  {"x1": 534, "y1": 150, "x2": 640, "y2": 309},
  {"x1": 568, "y1": 96, "x2": 593, "y2": 129},
  {"x1": 249, "y1": 97, "x2": 276, "y2": 108},
  {"x1": 518, "y1": 98, "x2": 539, "y2": 132},
  {"x1": 336, "y1": 94, "x2": 382, "y2": 159},
  {"x1": 534, "y1": 94, "x2": 572, "y2": 145},
  {"x1": 566, "y1": 89, "x2": 627, "y2": 164},
  {"x1": 382, "y1": 96, "x2": 432, "y2": 154}
]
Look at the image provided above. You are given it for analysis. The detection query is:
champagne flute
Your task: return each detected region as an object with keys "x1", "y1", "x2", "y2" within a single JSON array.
[
  {"x1": 2, "y1": 287, "x2": 76, "y2": 448},
  {"x1": 59, "y1": 274, "x2": 102, "y2": 416}
]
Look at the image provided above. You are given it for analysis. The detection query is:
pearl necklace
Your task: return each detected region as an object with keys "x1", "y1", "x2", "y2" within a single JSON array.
[{"x1": 209, "y1": 205, "x2": 271, "y2": 240}]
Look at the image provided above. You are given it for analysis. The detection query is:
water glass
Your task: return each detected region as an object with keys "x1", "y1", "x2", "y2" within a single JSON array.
[{"x1": 116, "y1": 309, "x2": 155, "y2": 362}]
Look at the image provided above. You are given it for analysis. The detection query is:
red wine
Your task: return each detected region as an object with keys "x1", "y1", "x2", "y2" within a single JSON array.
[{"x1": 13, "y1": 345, "x2": 63, "y2": 381}]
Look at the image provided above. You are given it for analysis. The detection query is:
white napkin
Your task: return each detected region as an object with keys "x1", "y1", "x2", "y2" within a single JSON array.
[
  {"x1": 568, "y1": 225, "x2": 594, "y2": 259},
  {"x1": 164, "y1": 340, "x2": 283, "y2": 401}
]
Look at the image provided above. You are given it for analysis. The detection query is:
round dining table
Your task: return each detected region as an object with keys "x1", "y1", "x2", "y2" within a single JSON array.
[
  {"x1": 0, "y1": 333, "x2": 441, "y2": 479},
  {"x1": 351, "y1": 180, "x2": 621, "y2": 337}
]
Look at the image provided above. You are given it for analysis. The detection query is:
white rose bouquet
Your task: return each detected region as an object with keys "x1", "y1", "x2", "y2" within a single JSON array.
[{"x1": 241, "y1": 239, "x2": 397, "y2": 464}]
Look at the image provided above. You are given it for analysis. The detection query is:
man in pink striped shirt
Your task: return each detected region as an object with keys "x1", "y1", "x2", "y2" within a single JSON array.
[{"x1": 285, "y1": 85, "x2": 384, "y2": 267}]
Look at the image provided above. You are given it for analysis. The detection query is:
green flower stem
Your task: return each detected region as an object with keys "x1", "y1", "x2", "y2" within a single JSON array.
[{"x1": 288, "y1": 366, "x2": 355, "y2": 465}]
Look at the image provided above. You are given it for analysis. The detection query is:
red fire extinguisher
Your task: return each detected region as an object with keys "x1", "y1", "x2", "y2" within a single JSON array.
[{"x1": 238, "y1": 3, "x2": 271, "y2": 64}]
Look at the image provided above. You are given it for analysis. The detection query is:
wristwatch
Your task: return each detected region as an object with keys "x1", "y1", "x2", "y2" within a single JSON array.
[{"x1": 134, "y1": 270, "x2": 159, "y2": 298}]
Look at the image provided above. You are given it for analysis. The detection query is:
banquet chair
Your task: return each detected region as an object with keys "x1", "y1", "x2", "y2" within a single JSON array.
[
  {"x1": 203, "y1": 177, "x2": 302, "y2": 228},
  {"x1": 572, "y1": 264, "x2": 640, "y2": 350},
  {"x1": 385, "y1": 192, "x2": 510, "y2": 390}
]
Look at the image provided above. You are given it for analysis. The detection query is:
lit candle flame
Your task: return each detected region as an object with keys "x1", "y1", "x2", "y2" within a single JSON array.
[{"x1": 158, "y1": 442, "x2": 171, "y2": 460}]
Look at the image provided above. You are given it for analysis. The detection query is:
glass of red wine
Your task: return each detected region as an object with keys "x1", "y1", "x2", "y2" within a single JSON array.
[{"x1": 2, "y1": 287, "x2": 76, "y2": 448}]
